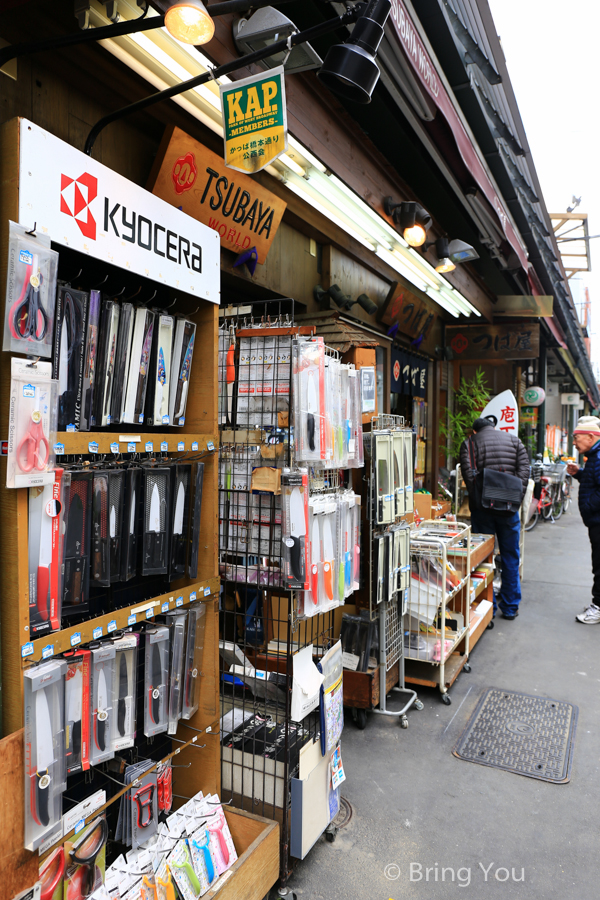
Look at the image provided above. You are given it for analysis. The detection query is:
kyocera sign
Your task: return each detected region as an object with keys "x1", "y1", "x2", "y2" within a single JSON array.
[{"x1": 18, "y1": 119, "x2": 219, "y2": 302}]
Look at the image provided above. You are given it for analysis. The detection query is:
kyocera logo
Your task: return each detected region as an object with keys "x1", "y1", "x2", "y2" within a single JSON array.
[{"x1": 60, "y1": 172, "x2": 98, "y2": 240}]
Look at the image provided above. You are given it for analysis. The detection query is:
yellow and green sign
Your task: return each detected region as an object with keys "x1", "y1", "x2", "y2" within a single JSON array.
[{"x1": 220, "y1": 66, "x2": 287, "y2": 174}]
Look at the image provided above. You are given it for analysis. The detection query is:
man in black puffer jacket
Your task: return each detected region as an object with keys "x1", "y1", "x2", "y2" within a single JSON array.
[
  {"x1": 460, "y1": 417, "x2": 530, "y2": 619},
  {"x1": 567, "y1": 416, "x2": 600, "y2": 624}
]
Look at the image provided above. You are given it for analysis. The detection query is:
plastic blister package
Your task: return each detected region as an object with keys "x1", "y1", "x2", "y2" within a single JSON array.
[
  {"x1": 92, "y1": 298, "x2": 120, "y2": 428},
  {"x1": 123, "y1": 307, "x2": 154, "y2": 425},
  {"x1": 80, "y1": 289, "x2": 101, "y2": 432},
  {"x1": 281, "y1": 469, "x2": 309, "y2": 590},
  {"x1": 404, "y1": 430, "x2": 414, "y2": 513},
  {"x1": 347, "y1": 366, "x2": 364, "y2": 469},
  {"x1": 374, "y1": 432, "x2": 394, "y2": 524},
  {"x1": 182, "y1": 603, "x2": 206, "y2": 720},
  {"x1": 28, "y1": 468, "x2": 69, "y2": 635},
  {"x1": 24, "y1": 659, "x2": 66, "y2": 850},
  {"x1": 91, "y1": 470, "x2": 126, "y2": 586},
  {"x1": 321, "y1": 499, "x2": 337, "y2": 609},
  {"x1": 143, "y1": 626, "x2": 170, "y2": 737},
  {"x1": 187, "y1": 462, "x2": 204, "y2": 580},
  {"x1": 146, "y1": 314, "x2": 174, "y2": 426},
  {"x1": 170, "y1": 464, "x2": 192, "y2": 579},
  {"x1": 89, "y1": 644, "x2": 116, "y2": 766},
  {"x1": 62, "y1": 471, "x2": 93, "y2": 617},
  {"x1": 170, "y1": 318, "x2": 196, "y2": 427},
  {"x1": 142, "y1": 467, "x2": 171, "y2": 575},
  {"x1": 159, "y1": 612, "x2": 187, "y2": 736},
  {"x1": 110, "y1": 301, "x2": 134, "y2": 426},
  {"x1": 54, "y1": 285, "x2": 89, "y2": 430},
  {"x1": 4, "y1": 221, "x2": 58, "y2": 357},
  {"x1": 112, "y1": 634, "x2": 138, "y2": 752},
  {"x1": 392, "y1": 431, "x2": 405, "y2": 517},
  {"x1": 64, "y1": 648, "x2": 91, "y2": 775},
  {"x1": 121, "y1": 467, "x2": 141, "y2": 582},
  {"x1": 7, "y1": 358, "x2": 57, "y2": 489},
  {"x1": 64, "y1": 814, "x2": 107, "y2": 897},
  {"x1": 293, "y1": 337, "x2": 326, "y2": 464}
]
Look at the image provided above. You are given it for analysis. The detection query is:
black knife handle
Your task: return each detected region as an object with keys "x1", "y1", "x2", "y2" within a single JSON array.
[
  {"x1": 307, "y1": 413, "x2": 315, "y2": 451},
  {"x1": 37, "y1": 771, "x2": 50, "y2": 828},
  {"x1": 118, "y1": 698, "x2": 126, "y2": 737},
  {"x1": 96, "y1": 714, "x2": 106, "y2": 752},
  {"x1": 289, "y1": 535, "x2": 304, "y2": 583},
  {"x1": 72, "y1": 719, "x2": 81, "y2": 758}
]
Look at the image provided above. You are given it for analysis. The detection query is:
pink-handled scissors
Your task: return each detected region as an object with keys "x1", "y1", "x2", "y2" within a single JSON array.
[{"x1": 17, "y1": 397, "x2": 50, "y2": 472}]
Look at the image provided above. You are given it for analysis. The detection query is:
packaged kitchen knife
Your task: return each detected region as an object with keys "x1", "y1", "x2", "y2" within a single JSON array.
[
  {"x1": 53, "y1": 285, "x2": 89, "y2": 431},
  {"x1": 375, "y1": 432, "x2": 394, "y2": 525},
  {"x1": 7, "y1": 358, "x2": 58, "y2": 489},
  {"x1": 89, "y1": 643, "x2": 116, "y2": 766},
  {"x1": 157, "y1": 611, "x2": 187, "y2": 735},
  {"x1": 321, "y1": 499, "x2": 337, "y2": 607},
  {"x1": 4, "y1": 220, "x2": 58, "y2": 358},
  {"x1": 347, "y1": 366, "x2": 364, "y2": 469},
  {"x1": 110, "y1": 301, "x2": 134, "y2": 425},
  {"x1": 111, "y1": 633, "x2": 138, "y2": 752},
  {"x1": 392, "y1": 431, "x2": 405, "y2": 517},
  {"x1": 62, "y1": 471, "x2": 93, "y2": 618},
  {"x1": 28, "y1": 468, "x2": 69, "y2": 635},
  {"x1": 373, "y1": 533, "x2": 386, "y2": 605},
  {"x1": 403, "y1": 430, "x2": 414, "y2": 514},
  {"x1": 123, "y1": 307, "x2": 155, "y2": 424},
  {"x1": 24, "y1": 659, "x2": 66, "y2": 850},
  {"x1": 142, "y1": 467, "x2": 170, "y2": 576},
  {"x1": 187, "y1": 461, "x2": 204, "y2": 580},
  {"x1": 170, "y1": 464, "x2": 192, "y2": 580},
  {"x1": 91, "y1": 472, "x2": 110, "y2": 587},
  {"x1": 169, "y1": 318, "x2": 196, "y2": 427},
  {"x1": 108, "y1": 470, "x2": 125, "y2": 584},
  {"x1": 121, "y1": 466, "x2": 141, "y2": 582},
  {"x1": 63, "y1": 648, "x2": 91, "y2": 774},
  {"x1": 142, "y1": 626, "x2": 170, "y2": 738},
  {"x1": 293, "y1": 337, "x2": 326, "y2": 464},
  {"x1": 308, "y1": 500, "x2": 322, "y2": 613},
  {"x1": 92, "y1": 298, "x2": 120, "y2": 428},
  {"x1": 182, "y1": 602, "x2": 206, "y2": 720},
  {"x1": 281, "y1": 469, "x2": 309, "y2": 590},
  {"x1": 80, "y1": 289, "x2": 101, "y2": 431},
  {"x1": 145, "y1": 314, "x2": 174, "y2": 426}
]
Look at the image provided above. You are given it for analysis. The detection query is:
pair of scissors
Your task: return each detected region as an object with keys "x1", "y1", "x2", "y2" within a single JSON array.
[
  {"x1": 17, "y1": 393, "x2": 50, "y2": 472},
  {"x1": 9, "y1": 256, "x2": 48, "y2": 343}
]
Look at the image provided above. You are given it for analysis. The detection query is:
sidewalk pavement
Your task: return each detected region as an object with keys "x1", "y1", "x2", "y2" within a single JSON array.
[{"x1": 287, "y1": 501, "x2": 598, "y2": 900}]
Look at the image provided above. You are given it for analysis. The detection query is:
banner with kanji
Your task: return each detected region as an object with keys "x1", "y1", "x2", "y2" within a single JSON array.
[{"x1": 220, "y1": 67, "x2": 288, "y2": 174}]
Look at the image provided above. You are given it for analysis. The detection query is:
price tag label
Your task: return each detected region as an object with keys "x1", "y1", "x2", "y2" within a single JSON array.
[
  {"x1": 146, "y1": 608, "x2": 154, "y2": 619},
  {"x1": 204, "y1": 587, "x2": 211, "y2": 597},
  {"x1": 107, "y1": 619, "x2": 117, "y2": 633},
  {"x1": 179, "y1": 417, "x2": 185, "y2": 426},
  {"x1": 161, "y1": 441, "x2": 168, "y2": 453},
  {"x1": 106, "y1": 415, "x2": 112, "y2": 425},
  {"x1": 207, "y1": 441, "x2": 215, "y2": 451},
  {"x1": 88, "y1": 441, "x2": 99, "y2": 454},
  {"x1": 145, "y1": 442, "x2": 153, "y2": 453},
  {"x1": 42, "y1": 644, "x2": 54, "y2": 660},
  {"x1": 162, "y1": 415, "x2": 170, "y2": 426},
  {"x1": 54, "y1": 443, "x2": 64, "y2": 455},
  {"x1": 191, "y1": 441, "x2": 199, "y2": 451},
  {"x1": 66, "y1": 424, "x2": 75, "y2": 433},
  {"x1": 175, "y1": 596, "x2": 183, "y2": 608},
  {"x1": 161, "y1": 601, "x2": 169, "y2": 613},
  {"x1": 110, "y1": 442, "x2": 119, "y2": 454},
  {"x1": 189, "y1": 591, "x2": 197, "y2": 602},
  {"x1": 177, "y1": 441, "x2": 185, "y2": 452},
  {"x1": 128, "y1": 614, "x2": 136, "y2": 626},
  {"x1": 21, "y1": 642, "x2": 34, "y2": 658},
  {"x1": 93, "y1": 626, "x2": 103, "y2": 640},
  {"x1": 74, "y1": 818, "x2": 85, "y2": 836},
  {"x1": 138, "y1": 414, "x2": 144, "y2": 424},
  {"x1": 71, "y1": 632, "x2": 81, "y2": 647},
  {"x1": 127, "y1": 443, "x2": 136, "y2": 453}
]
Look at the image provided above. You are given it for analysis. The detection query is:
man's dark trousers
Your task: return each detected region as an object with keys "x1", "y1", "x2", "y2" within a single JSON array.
[
  {"x1": 470, "y1": 509, "x2": 521, "y2": 616},
  {"x1": 588, "y1": 524, "x2": 600, "y2": 607}
]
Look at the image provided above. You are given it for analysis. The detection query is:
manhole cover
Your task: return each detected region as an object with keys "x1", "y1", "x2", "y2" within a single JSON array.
[
  {"x1": 453, "y1": 688, "x2": 578, "y2": 783},
  {"x1": 332, "y1": 797, "x2": 352, "y2": 829}
]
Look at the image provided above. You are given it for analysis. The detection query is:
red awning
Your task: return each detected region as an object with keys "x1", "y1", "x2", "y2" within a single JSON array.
[{"x1": 544, "y1": 316, "x2": 568, "y2": 349}]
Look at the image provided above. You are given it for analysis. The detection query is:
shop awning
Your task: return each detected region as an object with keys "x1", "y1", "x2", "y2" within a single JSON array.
[
  {"x1": 295, "y1": 312, "x2": 383, "y2": 354},
  {"x1": 544, "y1": 316, "x2": 568, "y2": 349}
]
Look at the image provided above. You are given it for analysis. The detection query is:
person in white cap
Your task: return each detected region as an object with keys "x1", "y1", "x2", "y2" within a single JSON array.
[{"x1": 567, "y1": 416, "x2": 600, "y2": 623}]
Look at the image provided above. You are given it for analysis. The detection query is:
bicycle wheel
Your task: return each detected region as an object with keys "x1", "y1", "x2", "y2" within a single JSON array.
[
  {"x1": 562, "y1": 477, "x2": 572, "y2": 512},
  {"x1": 525, "y1": 508, "x2": 539, "y2": 531},
  {"x1": 541, "y1": 489, "x2": 555, "y2": 519},
  {"x1": 552, "y1": 494, "x2": 564, "y2": 520}
]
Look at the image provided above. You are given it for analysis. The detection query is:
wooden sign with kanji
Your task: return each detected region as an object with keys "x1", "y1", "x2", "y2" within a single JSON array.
[{"x1": 446, "y1": 323, "x2": 540, "y2": 360}]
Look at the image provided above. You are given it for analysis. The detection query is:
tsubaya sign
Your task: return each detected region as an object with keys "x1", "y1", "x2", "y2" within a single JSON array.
[
  {"x1": 17, "y1": 119, "x2": 220, "y2": 302},
  {"x1": 150, "y1": 126, "x2": 286, "y2": 265},
  {"x1": 447, "y1": 323, "x2": 540, "y2": 360}
]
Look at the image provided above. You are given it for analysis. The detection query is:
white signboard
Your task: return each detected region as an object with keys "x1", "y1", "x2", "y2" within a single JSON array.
[
  {"x1": 18, "y1": 119, "x2": 220, "y2": 303},
  {"x1": 561, "y1": 393, "x2": 580, "y2": 406},
  {"x1": 481, "y1": 389, "x2": 519, "y2": 436}
]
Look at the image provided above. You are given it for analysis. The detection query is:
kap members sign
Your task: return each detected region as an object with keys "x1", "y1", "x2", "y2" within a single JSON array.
[{"x1": 150, "y1": 126, "x2": 286, "y2": 266}]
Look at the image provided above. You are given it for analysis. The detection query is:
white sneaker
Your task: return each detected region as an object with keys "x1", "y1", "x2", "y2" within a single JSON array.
[{"x1": 575, "y1": 604, "x2": 600, "y2": 624}]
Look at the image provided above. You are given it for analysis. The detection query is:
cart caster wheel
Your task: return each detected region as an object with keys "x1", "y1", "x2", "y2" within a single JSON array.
[
  {"x1": 325, "y1": 824, "x2": 338, "y2": 843},
  {"x1": 441, "y1": 693, "x2": 452, "y2": 705},
  {"x1": 463, "y1": 663, "x2": 472, "y2": 673},
  {"x1": 414, "y1": 699, "x2": 424, "y2": 711},
  {"x1": 355, "y1": 708, "x2": 367, "y2": 730},
  {"x1": 487, "y1": 620, "x2": 495, "y2": 629},
  {"x1": 400, "y1": 716, "x2": 408, "y2": 729},
  {"x1": 275, "y1": 890, "x2": 297, "y2": 900}
]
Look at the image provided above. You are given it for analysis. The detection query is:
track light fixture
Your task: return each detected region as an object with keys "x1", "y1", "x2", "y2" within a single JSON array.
[
  {"x1": 433, "y1": 237, "x2": 455, "y2": 273},
  {"x1": 163, "y1": 0, "x2": 215, "y2": 44},
  {"x1": 383, "y1": 198, "x2": 432, "y2": 247},
  {"x1": 233, "y1": 7, "x2": 323, "y2": 73},
  {"x1": 314, "y1": 285, "x2": 378, "y2": 315}
]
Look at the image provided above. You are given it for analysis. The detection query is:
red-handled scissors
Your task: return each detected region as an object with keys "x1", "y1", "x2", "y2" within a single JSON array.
[
  {"x1": 17, "y1": 396, "x2": 50, "y2": 472},
  {"x1": 9, "y1": 256, "x2": 48, "y2": 343}
]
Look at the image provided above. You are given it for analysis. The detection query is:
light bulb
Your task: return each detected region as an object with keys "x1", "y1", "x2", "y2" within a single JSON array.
[
  {"x1": 403, "y1": 224, "x2": 427, "y2": 247},
  {"x1": 435, "y1": 258, "x2": 456, "y2": 273},
  {"x1": 164, "y1": 1, "x2": 215, "y2": 45}
]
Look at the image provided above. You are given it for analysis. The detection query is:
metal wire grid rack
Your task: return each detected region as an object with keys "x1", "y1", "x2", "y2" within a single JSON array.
[
  {"x1": 365, "y1": 414, "x2": 420, "y2": 724},
  {"x1": 217, "y1": 302, "x2": 336, "y2": 884},
  {"x1": 408, "y1": 520, "x2": 472, "y2": 701}
]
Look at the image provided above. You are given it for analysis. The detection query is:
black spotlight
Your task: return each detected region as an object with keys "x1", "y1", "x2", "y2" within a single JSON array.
[
  {"x1": 328, "y1": 283, "x2": 354, "y2": 310},
  {"x1": 356, "y1": 293, "x2": 379, "y2": 315},
  {"x1": 384, "y1": 198, "x2": 432, "y2": 247},
  {"x1": 318, "y1": 0, "x2": 392, "y2": 103}
]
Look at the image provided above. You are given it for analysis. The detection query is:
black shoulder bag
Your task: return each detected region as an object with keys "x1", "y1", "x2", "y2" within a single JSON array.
[{"x1": 468, "y1": 437, "x2": 524, "y2": 515}]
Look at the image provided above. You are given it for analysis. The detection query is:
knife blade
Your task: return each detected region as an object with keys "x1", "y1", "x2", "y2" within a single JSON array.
[
  {"x1": 310, "y1": 515, "x2": 320, "y2": 605},
  {"x1": 323, "y1": 516, "x2": 335, "y2": 601},
  {"x1": 117, "y1": 653, "x2": 128, "y2": 738},
  {"x1": 150, "y1": 642, "x2": 163, "y2": 725},
  {"x1": 37, "y1": 484, "x2": 54, "y2": 622},
  {"x1": 34, "y1": 688, "x2": 55, "y2": 827},
  {"x1": 95, "y1": 666, "x2": 109, "y2": 752},
  {"x1": 148, "y1": 481, "x2": 163, "y2": 570},
  {"x1": 172, "y1": 479, "x2": 186, "y2": 573},
  {"x1": 64, "y1": 491, "x2": 84, "y2": 606},
  {"x1": 306, "y1": 369, "x2": 318, "y2": 452},
  {"x1": 156, "y1": 346, "x2": 166, "y2": 421},
  {"x1": 289, "y1": 487, "x2": 306, "y2": 583},
  {"x1": 66, "y1": 666, "x2": 82, "y2": 760},
  {"x1": 130, "y1": 489, "x2": 136, "y2": 535},
  {"x1": 174, "y1": 481, "x2": 185, "y2": 535},
  {"x1": 109, "y1": 504, "x2": 116, "y2": 540},
  {"x1": 175, "y1": 331, "x2": 195, "y2": 420}
]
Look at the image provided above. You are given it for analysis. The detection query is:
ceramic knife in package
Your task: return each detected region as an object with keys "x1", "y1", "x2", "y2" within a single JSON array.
[
  {"x1": 91, "y1": 298, "x2": 119, "y2": 428},
  {"x1": 336, "y1": 495, "x2": 349, "y2": 604},
  {"x1": 403, "y1": 430, "x2": 414, "y2": 513},
  {"x1": 143, "y1": 626, "x2": 170, "y2": 737},
  {"x1": 308, "y1": 501, "x2": 322, "y2": 612},
  {"x1": 80, "y1": 289, "x2": 101, "y2": 432},
  {"x1": 121, "y1": 467, "x2": 141, "y2": 582},
  {"x1": 399, "y1": 526, "x2": 411, "y2": 596},
  {"x1": 158, "y1": 612, "x2": 187, "y2": 735},
  {"x1": 146, "y1": 314, "x2": 174, "y2": 426},
  {"x1": 24, "y1": 659, "x2": 66, "y2": 851},
  {"x1": 170, "y1": 464, "x2": 192, "y2": 579},
  {"x1": 281, "y1": 469, "x2": 309, "y2": 590},
  {"x1": 110, "y1": 301, "x2": 135, "y2": 426},
  {"x1": 392, "y1": 431, "x2": 405, "y2": 518},
  {"x1": 187, "y1": 462, "x2": 204, "y2": 580},
  {"x1": 62, "y1": 471, "x2": 93, "y2": 618},
  {"x1": 28, "y1": 468, "x2": 69, "y2": 635},
  {"x1": 53, "y1": 285, "x2": 89, "y2": 431},
  {"x1": 108, "y1": 470, "x2": 125, "y2": 583},
  {"x1": 169, "y1": 318, "x2": 196, "y2": 427},
  {"x1": 63, "y1": 648, "x2": 91, "y2": 775},
  {"x1": 375, "y1": 432, "x2": 394, "y2": 524},
  {"x1": 111, "y1": 634, "x2": 138, "y2": 752},
  {"x1": 373, "y1": 533, "x2": 386, "y2": 605},
  {"x1": 352, "y1": 496, "x2": 361, "y2": 591},
  {"x1": 346, "y1": 366, "x2": 364, "y2": 469},
  {"x1": 91, "y1": 472, "x2": 110, "y2": 587},
  {"x1": 142, "y1": 468, "x2": 170, "y2": 575},
  {"x1": 181, "y1": 603, "x2": 206, "y2": 720},
  {"x1": 321, "y1": 502, "x2": 337, "y2": 605},
  {"x1": 293, "y1": 337, "x2": 326, "y2": 464},
  {"x1": 89, "y1": 643, "x2": 116, "y2": 766},
  {"x1": 123, "y1": 307, "x2": 155, "y2": 424}
]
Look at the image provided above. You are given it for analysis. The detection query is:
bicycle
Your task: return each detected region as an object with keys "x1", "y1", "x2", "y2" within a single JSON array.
[{"x1": 525, "y1": 462, "x2": 572, "y2": 530}]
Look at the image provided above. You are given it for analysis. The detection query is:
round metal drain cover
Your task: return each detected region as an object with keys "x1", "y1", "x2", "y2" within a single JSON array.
[{"x1": 332, "y1": 797, "x2": 352, "y2": 830}]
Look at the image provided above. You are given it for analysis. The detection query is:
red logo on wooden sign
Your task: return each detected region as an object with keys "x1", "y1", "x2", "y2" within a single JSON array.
[
  {"x1": 172, "y1": 152, "x2": 197, "y2": 195},
  {"x1": 450, "y1": 333, "x2": 468, "y2": 355}
]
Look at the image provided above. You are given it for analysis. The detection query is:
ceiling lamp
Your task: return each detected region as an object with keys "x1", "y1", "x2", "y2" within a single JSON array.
[
  {"x1": 164, "y1": 0, "x2": 215, "y2": 45},
  {"x1": 434, "y1": 237, "x2": 455, "y2": 273},
  {"x1": 233, "y1": 7, "x2": 323, "y2": 74},
  {"x1": 384, "y1": 198, "x2": 432, "y2": 247},
  {"x1": 318, "y1": 0, "x2": 392, "y2": 103}
]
